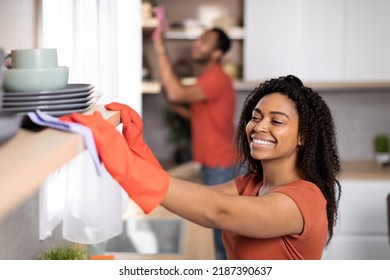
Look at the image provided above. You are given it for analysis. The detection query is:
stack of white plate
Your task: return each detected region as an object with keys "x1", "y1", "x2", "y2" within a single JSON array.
[{"x1": 0, "y1": 84, "x2": 101, "y2": 117}]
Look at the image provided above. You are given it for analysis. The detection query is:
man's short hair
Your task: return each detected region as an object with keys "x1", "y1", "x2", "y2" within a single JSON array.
[{"x1": 211, "y1": 27, "x2": 231, "y2": 54}]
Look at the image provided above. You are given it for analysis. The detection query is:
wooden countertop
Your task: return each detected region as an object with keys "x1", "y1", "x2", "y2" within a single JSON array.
[
  {"x1": 0, "y1": 105, "x2": 120, "y2": 220},
  {"x1": 341, "y1": 160, "x2": 390, "y2": 180}
]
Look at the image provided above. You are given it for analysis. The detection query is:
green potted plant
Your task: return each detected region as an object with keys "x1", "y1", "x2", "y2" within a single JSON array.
[
  {"x1": 37, "y1": 244, "x2": 88, "y2": 260},
  {"x1": 374, "y1": 134, "x2": 389, "y2": 164},
  {"x1": 165, "y1": 109, "x2": 192, "y2": 164}
]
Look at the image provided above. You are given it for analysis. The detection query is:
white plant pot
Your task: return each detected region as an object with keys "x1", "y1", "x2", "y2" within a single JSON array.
[{"x1": 375, "y1": 152, "x2": 390, "y2": 164}]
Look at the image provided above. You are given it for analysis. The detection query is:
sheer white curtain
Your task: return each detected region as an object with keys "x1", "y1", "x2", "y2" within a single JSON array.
[
  {"x1": 38, "y1": 0, "x2": 142, "y2": 110},
  {"x1": 38, "y1": 0, "x2": 143, "y2": 244}
]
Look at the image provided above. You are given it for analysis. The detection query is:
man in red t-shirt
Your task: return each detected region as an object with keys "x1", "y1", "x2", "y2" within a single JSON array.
[{"x1": 153, "y1": 27, "x2": 237, "y2": 259}]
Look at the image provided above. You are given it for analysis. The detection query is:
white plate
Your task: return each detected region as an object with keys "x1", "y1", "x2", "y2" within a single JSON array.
[
  {"x1": 41, "y1": 95, "x2": 100, "y2": 116},
  {"x1": 3, "y1": 96, "x2": 93, "y2": 107},
  {"x1": 3, "y1": 90, "x2": 95, "y2": 101},
  {"x1": 3, "y1": 83, "x2": 94, "y2": 96},
  {"x1": 41, "y1": 103, "x2": 96, "y2": 117},
  {"x1": 2, "y1": 92, "x2": 101, "y2": 107},
  {"x1": 1, "y1": 101, "x2": 93, "y2": 113},
  {"x1": 9, "y1": 96, "x2": 100, "y2": 117}
]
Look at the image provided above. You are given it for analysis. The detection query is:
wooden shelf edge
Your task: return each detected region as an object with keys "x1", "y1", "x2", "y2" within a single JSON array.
[
  {"x1": 164, "y1": 27, "x2": 244, "y2": 40},
  {"x1": 0, "y1": 105, "x2": 121, "y2": 221}
]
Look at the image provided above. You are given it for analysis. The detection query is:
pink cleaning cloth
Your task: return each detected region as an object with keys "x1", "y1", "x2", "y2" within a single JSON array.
[{"x1": 151, "y1": 5, "x2": 169, "y2": 41}]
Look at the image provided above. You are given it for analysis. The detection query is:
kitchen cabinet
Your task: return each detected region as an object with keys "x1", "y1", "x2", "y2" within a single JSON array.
[
  {"x1": 322, "y1": 179, "x2": 390, "y2": 259},
  {"x1": 244, "y1": 0, "x2": 344, "y2": 81},
  {"x1": 244, "y1": 0, "x2": 390, "y2": 82}
]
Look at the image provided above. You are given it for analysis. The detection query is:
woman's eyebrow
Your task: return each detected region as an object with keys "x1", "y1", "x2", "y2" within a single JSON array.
[
  {"x1": 270, "y1": 111, "x2": 290, "y2": 119},
  {"x1": 253, "y1": 108, "x2": 289, "y2": 119}
]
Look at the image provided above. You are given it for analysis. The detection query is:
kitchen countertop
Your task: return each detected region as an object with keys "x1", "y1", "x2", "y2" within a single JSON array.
[
  {"x1": 0, "y1": 105, "x2": 120, "y2": 221},
  {"x1": 340, "y1": 160, "x2": 390, "y2": 180}
]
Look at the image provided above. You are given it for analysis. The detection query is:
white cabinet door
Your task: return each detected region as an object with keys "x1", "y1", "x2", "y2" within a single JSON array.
[
  {"x1": 293, "y1": 0, "x2": 344, "y2": 81},
  {"x1": 323, "y1": 235, "x2": 390, "y2": 260},
  {"x1": 244, "y1": 0, "x2": 390, "y2": 82},
  {"x1": 323, "y1": 180, "x2": 390, "y2": 260},
  {"x1": 344, "y1": 0, "x2": 390, "y2": 81},
  {"x1": 244, "y1": 0, "x2": 344, "y2": 81},
  {"x1": 244, "y1": 0, "x2": 296, "y2": 80},
  {"x1": 336, "y1": 180, "x2": 389, "y2": 234}
]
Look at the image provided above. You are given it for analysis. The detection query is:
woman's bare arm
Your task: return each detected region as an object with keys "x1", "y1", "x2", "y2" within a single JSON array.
[{"x1": 161, "y1": 177, "x2": 304, "y2": 239}]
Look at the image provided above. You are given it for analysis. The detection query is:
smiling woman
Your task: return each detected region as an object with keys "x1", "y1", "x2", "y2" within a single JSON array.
[
  {"x1": 62, "y1": 74, "x2": 342, "y2": 260},
  {"x1": 235, "y1": 75, "x2": 341, "y2": 247}
]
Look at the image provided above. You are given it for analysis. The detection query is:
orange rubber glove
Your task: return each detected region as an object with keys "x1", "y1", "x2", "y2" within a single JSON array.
[
  {"x1": 104, "y1": 102, "x2": 161, "y2": 168},
  {"x1": 60, "y1": 111, "x2": 169, "y2": 214}
]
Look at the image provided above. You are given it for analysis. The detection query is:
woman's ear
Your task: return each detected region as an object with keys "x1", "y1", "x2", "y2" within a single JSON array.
[{"x1": 298, "y1": 134, "x2": 304, "y2": 147}]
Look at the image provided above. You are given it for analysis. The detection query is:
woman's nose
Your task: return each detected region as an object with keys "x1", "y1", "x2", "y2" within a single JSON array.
[{"x1": 253, "y1": 120, "x2": 268, "y2": 132}]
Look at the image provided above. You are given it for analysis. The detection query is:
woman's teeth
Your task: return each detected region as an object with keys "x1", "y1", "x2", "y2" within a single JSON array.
[{"x1": 252, "y1": 138, "x2": 274, "y2": 145}]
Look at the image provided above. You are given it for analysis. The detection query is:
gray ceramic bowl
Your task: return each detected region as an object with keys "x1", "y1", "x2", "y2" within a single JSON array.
[
  {"x1": 11, "y1": 48, "x2": 58, "y2": 69},
  {"x1": 0, "y1": 112, "x2": 23, "y2": 144},
  {"x1": 3, "y1": 66, "x2": 69, "y2": 92}
]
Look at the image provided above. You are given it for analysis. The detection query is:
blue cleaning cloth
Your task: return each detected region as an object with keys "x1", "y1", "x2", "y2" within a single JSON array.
[{"x1": 27, "y1": 110, "x2": 103, "y2": 176}]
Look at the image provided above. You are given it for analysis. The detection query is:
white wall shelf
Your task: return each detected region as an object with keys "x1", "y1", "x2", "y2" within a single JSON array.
[
  {"x1": 163, "y1": 27, "x2": 244, "y2": 40},
  {"x1": 142, "y1": 80, "x2": 390, "y2": 94}
]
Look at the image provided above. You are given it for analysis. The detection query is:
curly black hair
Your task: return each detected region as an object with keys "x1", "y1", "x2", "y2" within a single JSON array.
[{"x1": 235, "y1": 75, "x2": 341, "y2": 244}]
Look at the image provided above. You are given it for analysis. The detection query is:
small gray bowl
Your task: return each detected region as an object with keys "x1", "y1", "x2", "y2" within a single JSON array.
[
  {"x1": 0, "y1": 112, "x2": 23, "y2": 144},
  {"x1": 3, "y1": 66, "x2": 69, "y2": 92}
]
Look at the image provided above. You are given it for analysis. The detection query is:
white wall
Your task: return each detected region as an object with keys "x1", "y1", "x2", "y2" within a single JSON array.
[
  {"x1": 321, "y1": 91, "x2": 390, "y2": 161},
  {"x1": 0, "y1": 0, "x2": 37, "y2": 51}
]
